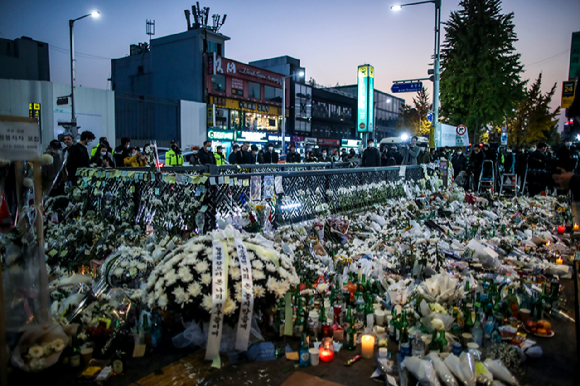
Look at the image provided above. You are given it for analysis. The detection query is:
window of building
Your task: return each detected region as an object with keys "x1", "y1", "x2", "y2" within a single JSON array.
[
  {"x1": 207, "y1": 41, "x2": 223, "y2": 55},
  {"x1": 212, "y1": 74, "x2": 226, "y2": 92},
  {"x1": 248, "y1": 82, "x2": 261, "y2": 99},
  {"x1": 264, "y1": 85, "x2": 282, "y2": 103}
]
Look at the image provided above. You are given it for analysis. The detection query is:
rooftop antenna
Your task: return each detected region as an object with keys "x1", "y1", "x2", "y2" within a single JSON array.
[
  {"x1": 146, "y1": 20, "x2": 155, "y2": 45},
  {"x1": 184, "y1": 10, "x2": 191, "y2": 30}
]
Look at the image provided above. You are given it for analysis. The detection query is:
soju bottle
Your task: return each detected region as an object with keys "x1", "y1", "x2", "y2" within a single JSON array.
[
  {"x1": 464, "y1": 306, "x2": 474, "y2": 332},
  {"x1": 299, "y1": 333, "x2": 310, "y2": 367},
  {"x1": 451, "y1": 307, "x2": 463, "y2": 337},
  {"x1": 428, "y1": 330, "x2": 440, "y2": 355},
  {"x1": 399, "y1": 310, "x2": 409, "y2": 349},
  {"x1": 345, "y1": 318, "x2": 357, "y2": 350},
  {"x1": 389, "y1": 309, "x2": 398, "y2": 342},
  {"x1": 344, "y1": 305, "x2": 353, "y2": 331},
  {"x1": 472, "y1": 313, "x2": 483, "y2": 347},
  {"x1": 437, "y1": 330, "x2": 448, "y2": 352}
]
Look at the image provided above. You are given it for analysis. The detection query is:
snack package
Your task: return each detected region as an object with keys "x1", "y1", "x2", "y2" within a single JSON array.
[
  {"x1": 428, "y1": 353, "x2": 458, "y2": 386},
  {"x1": 402, "y1": 356, "x2": 442, "y2": 386}
]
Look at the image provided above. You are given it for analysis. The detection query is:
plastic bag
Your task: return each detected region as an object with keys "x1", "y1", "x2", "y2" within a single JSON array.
[
  {"x1": 483, "y1": 359, "x2": 519, "y2": 386},
  {"x1": 459, "y1": 351, "x2": 476, "y2": 386},
  {"x1": 402, "y1": 356, "x2": 442, "y2": 386},
  {"x1": 428, "y1": 353, "x2": 458, "y2": 386},
  {"x1": 444, "y1": 354, "x2": 474, "y2": 386}
]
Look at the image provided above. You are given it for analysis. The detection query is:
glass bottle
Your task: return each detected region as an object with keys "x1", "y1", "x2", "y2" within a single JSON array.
[
  {"x1": 345, "y1": 321, "x2": 357, "y2": 350},
  {"x1": 332, "y1": 305, "x2": 344, "y2": 341},
  {"x1": 464, "y1": 306, "x2": 474, "y2": 332},
  {"x1": 354, "y1": 291, "x2": 365, "y2": 324},
  {"x1": 299, "y1": 332, "x2": 310, "y2": 367},
  {"x1": 411, "y1": 331, "x2": 425, "y2": 357},
  {"x1": 399, "y1": 310, "x2": 409, "y2": 348},
  {"x1": 344, "y1": 305, "x2": 353, "y2": 331},
  {"x1": 428, "y1": 330, "x2": 440, "y2": 355},
  {"x1": 451, "y1": 308, "x2": 463, "y2": 337},
  {"x1": 389, "y1": 309, "x2": 398, "y2": 342},
  {"x1": 471, "y1": 313, "x2": 483, "y2": 347},
  {"x1": 112, "y1": 350, "x2": 125, "y2": 375},
  {"x1": 70, "y1": 334, "x2": 81, "y2": 368},
  {"x1": 437, "y1": 330, "x2": 448, "y2": 352}
]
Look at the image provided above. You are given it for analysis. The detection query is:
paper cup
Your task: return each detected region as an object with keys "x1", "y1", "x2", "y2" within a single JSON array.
[
  {"x1": 461, "y1": 333, "x2": 473, "y2": 348},
  {"x1": 519, "y1": 309, "x2": 531, "y2": 323},
  {"x1": 375, "y1": 310, "x2": 385, "y2": 326},
  {"x1": 81, "y1": 347, "x2": 93, "y2": 365},
  {"x1": 309, "y1": 348, "x2": 320, "y2": 366},
  {"x1": 379, "y1": 348, "x2": 388, "y2": 358}
]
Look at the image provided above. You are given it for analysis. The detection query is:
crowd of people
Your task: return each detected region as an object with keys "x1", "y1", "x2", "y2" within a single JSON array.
[{"x1": 40, "y1": 129, "x2": 580, "y2": 199}]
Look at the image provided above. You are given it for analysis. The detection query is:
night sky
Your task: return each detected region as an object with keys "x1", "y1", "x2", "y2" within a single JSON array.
[{"x1": 1, "y1": 0, "x2": 578, "y2": 129}]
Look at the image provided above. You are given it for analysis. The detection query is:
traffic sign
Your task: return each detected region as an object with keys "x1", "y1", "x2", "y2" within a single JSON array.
[
  {"x1": 456, "y1": 124, "x2": 467, "y2": 136},
  {"x1": 391, "y1": 82, "x2": 423, "y2": 93},
  {"x1": 426, "y1": 112, "x2": 433, "y2": 122}
]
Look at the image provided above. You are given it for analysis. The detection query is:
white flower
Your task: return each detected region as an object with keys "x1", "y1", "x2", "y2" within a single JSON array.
[
  {"x1": 254, "y1": 285, "x2": 265, "y2": 298},
  {"x1": 431, "y1": 318, "x2": 445, "y2": 331},
  {"x1": 187, "y1": 282, "x2": 202, "y2": 298},
  {"x1": 120, "y1": 260, "x2": 129, "y2": 267},
  {"x1": 266, "y1": 277, "x2": 277, "y2": 293},
  {"x1": 137, "y1": 263, "x2": 147, "y2": 272},
  {"x1": 28, "y1": 345, "x2": 44, "y2": 359},
  {"x1": 252, "y1": 269, "x2": 265, "y2": 281},
  {"x1": 40, "y1": 154, "x2": 54, "y2": 165},
  {"x1": 23, "y1": 177, "x2": 34, "y2": 188},
  {"x1": 113, "y1": 268, "x2": 124, "y2": 277},
  {"x1": 178, "y1": 266, "x2": 194, "y2": 283},
  {"x1": 224, "y1": 297, "x2": 237, "y2": 316},
  {"x1": 274, "y1": 280, "x2": 290, "y2": 299},
  {"x1": 204, "y1": 247, "x2": 213, "y2": 259},
  {"x1": 252, "y1": 260, "x2": 264, "y2": 270},
  {"x1": 164, "y1": 271, "x2": 178, "y2": 286},
  {"x1": 201, "y1": 273, "x2": 211, "y2": 286},
  {"x1": 29, "y1": 358, "x2": 46, "y2": 371},
  {"x1": 265, "y1": 263, "x2": 276, "y2": 272},
  {"x1": 158, "y1": 294, "x2": 168, "y2": 309},
  {"x1": 195, "y1": 261, "x2": 209, "y2": 273},
  {"x1": 201, "y1": 294, "x2": 213, "y2": 311},
  {"x1": 129, "y1": 267, "x2": 137, "y2": 276},
  {"x1": 229, "y1": 267, "x2": 241, "y2": 281},
  {"x1": 173, "y1": 286, "x2": 188, "y2": 304}
]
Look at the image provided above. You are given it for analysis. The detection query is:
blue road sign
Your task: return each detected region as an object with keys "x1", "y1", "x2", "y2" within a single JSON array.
[
  {"x1": 391, "y1": 82, "x2": 423, "y2": 93},
  {"x1": 426, "y1": 112, "x2": 433, "y2": 122}
]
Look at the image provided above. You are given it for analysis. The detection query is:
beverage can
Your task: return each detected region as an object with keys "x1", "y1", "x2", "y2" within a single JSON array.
[
  {"x1": 400, "y1": 343, "x2": 410, "y2": 360},
  {"x1": 452, "y1": 342, "x2": 462, "y2": 356}
]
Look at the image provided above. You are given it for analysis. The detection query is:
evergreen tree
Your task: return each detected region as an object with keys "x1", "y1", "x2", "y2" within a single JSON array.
[
  {"x1": 508, "y1": 73, "x2": 559, "y2": 146},
  {"x1": 440, "y1": 0, "x2": 525, "y2": 141},
  {"x1": 413, "y1": 88, "x2": 433, "y2": 137}
]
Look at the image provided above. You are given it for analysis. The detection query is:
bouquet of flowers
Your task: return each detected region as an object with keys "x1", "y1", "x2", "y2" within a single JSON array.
[{"x1": 144, "y1": 230, "x2": 299, "y2": 327}]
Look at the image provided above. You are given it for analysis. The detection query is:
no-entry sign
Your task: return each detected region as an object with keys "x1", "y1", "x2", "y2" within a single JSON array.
[{"x1": 456, "y1": 124, "x2": 467, "y2": 136}]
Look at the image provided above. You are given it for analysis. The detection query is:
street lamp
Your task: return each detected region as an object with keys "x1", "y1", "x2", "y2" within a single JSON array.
[
  {"x1": 392, "y1": 0, "x2": 441, "y2": 147},
  {"x1": 281, "y1": 70, "x2": 305, "y2": 152},
  {"x1": 69, "y1": 11, "x2": 100, "y2": 136}
]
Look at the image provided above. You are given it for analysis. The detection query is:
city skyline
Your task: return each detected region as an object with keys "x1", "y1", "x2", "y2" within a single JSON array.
[{"x1": 1, "y1": 0, "x2": 578, "y2": 131}]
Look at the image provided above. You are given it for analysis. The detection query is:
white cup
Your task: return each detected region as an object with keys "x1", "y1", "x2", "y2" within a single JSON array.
[
  {"x1": 309, "y1": 348, "x2": 320, "y2": 366},
  {"x1": 379, "y1": 348, "x2": 388, "y2": 358},
  {"x1": 375, "y1": 310, "x2": 385, "y2": 326}
]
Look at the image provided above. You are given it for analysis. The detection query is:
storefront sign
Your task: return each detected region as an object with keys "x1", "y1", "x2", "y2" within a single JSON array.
[
  {"x1": 317, "y1": 138, "x2": 340, "y2": 146},
  {"x1": 304, "y1": 137, "x2": 317, "y2": 144},
  {"x1": 239, "y1": 101, "x2": 271, "y2": 112},
  {"x1": 232, "y1": 78, "x2": 244, "y2": 90},
  {"x1": 357, "y1": 65, "x2": 374, "y2": 133},
  {"x1": 236, "y1": 131, "x2": 268, "y2": 143},
  {"x1": 562, "y1": 80, "x2": 576, "y2": 109},
  {"x1": 268, "y1": 135, "x2": 290, "y2": 142},
  {"x1": 210, "y1": 96, "x2": 280, "y2": 116},
  {"x1": 292, "y1": 135, "x2": 305, "y2": 142},
  {"x1": 208, "y1": 130, "x2": 234, "y2": 141},
  {"x1": 341, "y1": 139, "x2": 362, "y2": 148},
  {"x1": 210, "y1": 55, "x2": 284, "y2": 87}
]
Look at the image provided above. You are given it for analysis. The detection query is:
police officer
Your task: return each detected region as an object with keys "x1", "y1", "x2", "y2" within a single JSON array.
[
  {"x1": 165, "y1": 140, "x2": 184, "y2": 166},
  {"x1": 214, "y1": 145, "x2": 226, "y2": 165}
]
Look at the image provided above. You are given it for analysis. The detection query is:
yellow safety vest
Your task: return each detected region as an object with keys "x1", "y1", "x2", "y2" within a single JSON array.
[
  {"x1": 214, "y1": 152, "x2": 224, "y2": 165},
  {"x1": 165, "y1": 149, "x2": 184, "y2": 166}
]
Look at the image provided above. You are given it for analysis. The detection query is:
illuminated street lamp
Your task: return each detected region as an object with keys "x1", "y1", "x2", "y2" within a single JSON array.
[
  {"x1": 392, "y1": 1, "x2": 441, "y2": 146},
  {"x1": 281, "y1": 70, "x2": 305, "y2": 152},
  {"x1": 69, "y1": 11, "x2": 100, "y2": 135}
]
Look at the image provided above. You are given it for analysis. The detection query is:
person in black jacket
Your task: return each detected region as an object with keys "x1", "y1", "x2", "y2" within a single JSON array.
[
  {"x1": 391, "y1": 146, "x2": 403, "y2": 165},
  {"x1": 468, "y1": 145, "x2": 484, "y2": 191},
  {"x1": 451, "y1": 148, "x2": 467, "y2": 179},
  {"x1": 381, "y1": 148, "x2": 390, "y2": 166},
  {"x1": 66, "y1": 131, "x2": 95, "y2": 183},
  {"x1": 238, "y1": 142, "x2": 253, "y2": 164},
  {"x1": 362, "y1": 139, "x2": 381, "y2": 167},
  {"x1": 263, "y1": 144, "x2": 279, "y2": 164},
  {"x1": 114, "y1": 137, "x2": 130, "y2": 166},
  {"x1": 229, "y1": 144, "x2": 240, "y2": 164},
  {"x1": 198, "y1": 140, "x2": 216, "y2": 165},
  {"x1": 527, "y1": 143, "x2": 548, "y2": 196},
  {"x1": 90, "y1": 144, "x2": 114, "y2": 168},
  {"x1": 286, "y1": 144, "x2": 301, "y2": 163},
  {"x1": 305, "y1": 151, "x2": 317, "y2": 163}
]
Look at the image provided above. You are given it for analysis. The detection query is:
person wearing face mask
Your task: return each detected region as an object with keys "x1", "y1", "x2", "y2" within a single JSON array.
[
  {"x1": 264, "y1": 144, "x2": 279, "y2": 164},
  {"x1": 319, "y1": 149, "x2": 331, "y2": 162},
  {"x1": 214, "y1": 145, "x2": 226, "y2": 165},
  {"x1": 402, "y1": 136, "x2": 420, "y2": 165},
  {"x1": 90, "y1": 144, "x2": 114, "y2": 168},
  {"x1": 452, "y1": 147, "x2": 467, "y2": 179},
  {"x1": 250, "y1": 145, "x2": 260, "y2": 164},
  {"x1": 190, "y1": 146, "x2": 202, "y2": 165},
  {"x1": 66, "y1": 130, "x2": 95, "y2": 183},
  {"x1": 198, "y1": 141, "x2": 216, "y2": 165},
  {"x1": 467, "y1": 145, "x2": 484, "y2": 191},
  {"x1": 362, "y1": 139, "x2": 380, "y2": 167},
  {"x1": 502, "y1": 146, "x2": 515, "y2": 174},
  {"x1": 165, "y1": 141, "x2": 185, "y2": 166},
  {"x1": 114, "y1": 137, "x2": 130, "y2": 166},
  {"x1": 239, "y1": 142, "x2": 253, "y2": 164},
  {"x1": 286, "y1": 144, "x2": 301, "y2": 163},
  {"x1": 417, "y1": 144, "x2": 431, "y2": 164},
  {"x1": 527, "y1": 143, "x2": 548, "y2": 196},
  {"x1": 229, "y1": 144, "x2": 240, "y2": 164}
]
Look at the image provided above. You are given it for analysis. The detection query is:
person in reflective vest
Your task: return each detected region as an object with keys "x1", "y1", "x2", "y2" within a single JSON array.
[
  {"x1": 165, "y1": 142, "x2": 184, "y2": 166},
  {"x1": 214, "y1": 145, "x2": 226, "y2": 165}
]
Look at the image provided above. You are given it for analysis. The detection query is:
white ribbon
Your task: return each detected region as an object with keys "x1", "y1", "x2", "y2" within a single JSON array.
[
  {"x1": 205, "y1": 237, "x2": 229, "y2": 360},
  {"x1": 234, "y1": 238, "x2": 254, "y2": 351}
]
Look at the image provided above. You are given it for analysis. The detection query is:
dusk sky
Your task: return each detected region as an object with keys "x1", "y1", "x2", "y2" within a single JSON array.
[{"x1": 1, "y1": 0, "x2": 578, "y2": 129}]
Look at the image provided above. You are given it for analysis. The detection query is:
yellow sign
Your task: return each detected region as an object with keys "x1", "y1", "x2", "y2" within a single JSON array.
[
  {"x1": 210, "y1": 96, "x2": 281, "y2": 116},
  {"x1": 562, "y1": 80, "x2": 577, "y2": 109}
]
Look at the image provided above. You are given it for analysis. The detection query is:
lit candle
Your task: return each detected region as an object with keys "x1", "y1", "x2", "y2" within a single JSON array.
[
  {"x1": 556, "y1": 257, "x2": 563, "y2": 264},
  {"x1": 361, "y1": 334, "x2": 375, "y2": 359},
  {"x1": 557, "y1": 226, "x2": 565, "y2": 235},
  {"x1": 319, "y1": 348, "x2": 334, "y2": 362},
  {"x1": 574, "y1": 223, "x2": 579, "y2": 232}
]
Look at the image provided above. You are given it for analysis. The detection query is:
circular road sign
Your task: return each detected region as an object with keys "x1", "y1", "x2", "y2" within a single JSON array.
[
  {"x1": 359, "y1": 123, "x2": 365, "y2": 129},
  {"x1": 456, "y1": 124, "x2": 467, "y2": 136}
]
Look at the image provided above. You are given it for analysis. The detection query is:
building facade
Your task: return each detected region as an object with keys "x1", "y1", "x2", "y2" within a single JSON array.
[{"x1": 0, "y1": 36, "x2": 50, "y2": 82}]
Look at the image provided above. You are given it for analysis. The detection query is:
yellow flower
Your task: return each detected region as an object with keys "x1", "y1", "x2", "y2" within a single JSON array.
[{"x1": 28, "y1": 345, "x2": 44, "y2": 359}]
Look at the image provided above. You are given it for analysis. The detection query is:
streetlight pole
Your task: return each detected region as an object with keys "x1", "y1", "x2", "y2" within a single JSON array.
[
  {"x1": 281, "y1": 71, "x2": 304, "y2": 153},
  {"x1": 392, "y1": 0, "x2": 441, "y2": 147},
  {"x1": 69, "y1": 11, "x2": 100, "y2": 137}
]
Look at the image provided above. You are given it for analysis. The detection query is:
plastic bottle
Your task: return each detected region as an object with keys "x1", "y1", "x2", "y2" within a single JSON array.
[{"x1": 471, "y1": 313, "x2": 483, "y2": 347}]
